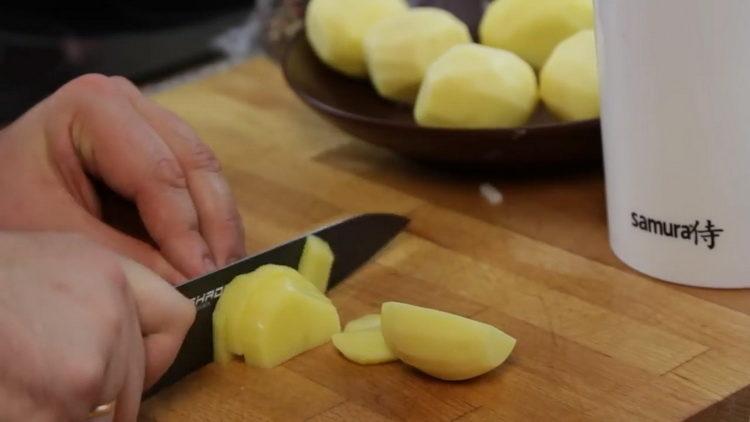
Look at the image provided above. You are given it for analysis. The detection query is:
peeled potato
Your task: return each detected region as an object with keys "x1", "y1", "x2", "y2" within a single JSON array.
[
  {"x1": 344, "y1": 314, "x2": 382, "y2": 332},
  {"x1": 305, "y1": 0, "x2": 408, "y2": 77},
  {"x1": 298, "y1": 235, "x2": 334, "y2": 293},
  {"x1": 479, "y1": 0, "x2": 594, "y2": 69},
  {"x1": 364, "y1": 8, "x2": 471, "y2": 104},
  {"x1": 540, "y1": 30, "x2": 599, "y2": 121},
  {"x1": 414, "y1": 44, "x2": 538, "y2": 128},
  {"x1": 213, "y1": 264, "x2": 341, "y2": 368},
  {"x1": 381, "y1": 302, "x2": 516, "y2": 381}
]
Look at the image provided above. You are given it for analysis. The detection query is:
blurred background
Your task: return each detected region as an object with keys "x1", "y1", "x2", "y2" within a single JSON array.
[
  {"x1": 0, "y1": 1, "x2": 311, "y2": 121},
  {"x1": 0, "y1": 1, "x2": 485, "y2": 122}
]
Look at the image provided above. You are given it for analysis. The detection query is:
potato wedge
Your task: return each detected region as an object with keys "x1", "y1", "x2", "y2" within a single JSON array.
[
  {"x1": 298, "y1": 235, "x2": 334, "y2": 293},
  {"x1": 381, "y1": 302, "x2": 516, "y2": 381}
]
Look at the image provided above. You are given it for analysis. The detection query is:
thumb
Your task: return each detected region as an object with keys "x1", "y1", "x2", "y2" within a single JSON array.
[{"x1": 119, "y1": 258, "x2": 196, "y2": 388}]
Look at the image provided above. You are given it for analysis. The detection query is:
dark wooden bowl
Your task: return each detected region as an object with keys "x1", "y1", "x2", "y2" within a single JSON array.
[{"x1": 281, "y1": 9, "x2": 602, "y2": 172}]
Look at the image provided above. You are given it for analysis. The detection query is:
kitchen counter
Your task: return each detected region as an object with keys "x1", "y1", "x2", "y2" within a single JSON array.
[{"x1": 140, "y1": 57, "x2": 750, "y2": 421}]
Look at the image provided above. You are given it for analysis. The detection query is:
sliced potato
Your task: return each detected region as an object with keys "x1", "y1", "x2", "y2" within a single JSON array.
[
  {"x1": 364, "y1": 7, "x2": 471, "y2": 104},
  {"x1": 344, "y1": 313, "x2": 382, "y2": 332},
  {"x1": 213, "y1": 264, "x2": 341, "y2": 368},
  {"x1": 224, "y1": 266, "x2": 290, "y2": 355},
  {"x1": 305, "y1": 0, "x2": 408, "y2": 77},
  {"x1": 219, "y1": 273, "x2": 256, "y2": 355},
  {"x1": 240, "y1": 279, "x2": 340, "y2": 368},
  {"x1": 479, "y1": 0, "x2": 594, "y2": 69},
  {"x1": 539, "y1": 30, "x2": 600, "y2": 121},
  {"x1": 298, "y1": 235, "x2": 334, "y2": 293},
  {"x1": 414, "y1": 44, "x2": 538, "y2": 128},
  {"x1": 381, "y1": 302, "x2": 516, "y2": 381},
  {"x1": 332, "y1": 329, "x2": 398, "y2": 365},
  {"x1": 212, "y1": 306, "x2": 232, "y2": 364}
]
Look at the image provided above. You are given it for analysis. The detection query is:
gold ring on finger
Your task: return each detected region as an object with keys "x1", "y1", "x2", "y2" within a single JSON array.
[{"x1": 88, "y1": 400, "x2": 116, "y2": 418}]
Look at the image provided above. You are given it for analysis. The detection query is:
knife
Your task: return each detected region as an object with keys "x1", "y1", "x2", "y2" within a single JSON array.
[{"x1": 145, "y1": 213, "x2": 409, "y2": 396}]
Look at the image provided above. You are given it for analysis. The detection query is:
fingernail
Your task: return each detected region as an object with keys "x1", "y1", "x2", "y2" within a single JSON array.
[
  {"x1": 203, "y1": 255, "x2": 217, "y2": 272},
  {"x1": 227, "y1": 255, "x2": 244, "y2": 265}
]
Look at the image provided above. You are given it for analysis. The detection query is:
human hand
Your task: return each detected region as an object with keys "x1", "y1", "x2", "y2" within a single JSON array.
[
  {"x1": 0, "y1": 74, "x2": 246, "y2": 283},
  {"x1": 0, "y1": 232, "x2": 195, "y2": 421}
]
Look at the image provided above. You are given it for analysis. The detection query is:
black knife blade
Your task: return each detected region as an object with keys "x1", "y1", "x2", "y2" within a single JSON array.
[{"x1": 146, "y1": 213, "x2": 409, "y2": 396}]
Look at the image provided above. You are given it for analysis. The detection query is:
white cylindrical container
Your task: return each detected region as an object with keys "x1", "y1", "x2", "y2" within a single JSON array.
[{"x1": 594, "y1": 0, "x2": 750, "y2": 288}]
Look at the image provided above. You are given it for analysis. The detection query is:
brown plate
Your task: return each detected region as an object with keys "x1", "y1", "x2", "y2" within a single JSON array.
[{"x1": 281, "y1": 8, "x2": 602, "y2": 171}]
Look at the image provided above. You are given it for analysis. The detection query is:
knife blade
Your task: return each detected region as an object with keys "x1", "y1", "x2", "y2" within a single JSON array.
[{"x1": 145, "y1": 213, "x2": 409, "y2": 396}]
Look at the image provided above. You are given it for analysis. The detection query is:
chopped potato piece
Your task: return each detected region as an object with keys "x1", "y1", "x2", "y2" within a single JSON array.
[
  {"x1": 213, "y1": 309, "x2": 232, "y2": 364},
  {"x1": 344, "y1": 314, "x2": 382, "y2": 332},
  {"x1": 332, "y1": 329, "x2": 398, "y2": 365},
  {"x1": 213, "y1": 265, "x2": 341, "y2": 368},
  {"x1": 381, "y1": 302, "x2": 516, "y2": 380},
  {"x1": 224, "y1": 266, "x2": 290, "y2": 355},
  {"x1": 335, "y1": 313, "x2": 396, "y2": 365},
  {"x1": 298, "y1": 235, "x2": 334, "y2": 293}
]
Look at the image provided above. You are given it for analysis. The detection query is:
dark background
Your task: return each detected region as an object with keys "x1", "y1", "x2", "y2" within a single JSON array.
[{"x1": 0, "y1": 2, "x2": 257, "y2": 122}]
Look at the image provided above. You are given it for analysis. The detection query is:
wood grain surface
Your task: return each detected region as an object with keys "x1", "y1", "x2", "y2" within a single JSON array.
[{"x1": 139, "y1": 58, "x2": 750, "y2": 421}]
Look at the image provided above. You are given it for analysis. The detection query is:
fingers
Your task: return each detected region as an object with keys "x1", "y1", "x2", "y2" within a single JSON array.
[
  {"x1": 120, "y1": 259, "x2": 196, "y2": 387},
  {"x1": 97, "y1": 230, "x2": 186, "y2": 285},
  {"x1": 110, "y1": 76, "x2": 246, "y2": 268},
  {"x1": 136, "y1": 156, "x2": 216, "y2": 277},
  {"x1": 90, "y1": 266, "x2": 144, "y2": 422},
  {"x1": 95, "y1": 276, "x2": 132, "y2": 415},
  {"x1": 114, "y1": 289, "x2": 144, "y2": 422},
  {"x1": 27, "y1": 202, "x2": 186, "y2": 284},
  {"x1": 50, "y1": 74, "x2": 247, "y2": 277},
  {"x1": 84, "y1": 210, "x2": 185, "y2": 284},
  {"x1": 53, "y1": 74, "x2": 216, "y2": 278}
]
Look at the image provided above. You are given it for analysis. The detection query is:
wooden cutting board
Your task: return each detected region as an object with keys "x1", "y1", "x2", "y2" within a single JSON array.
[{"x1": 139, "y1": 58, "x2": 750, "y2": 421}]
